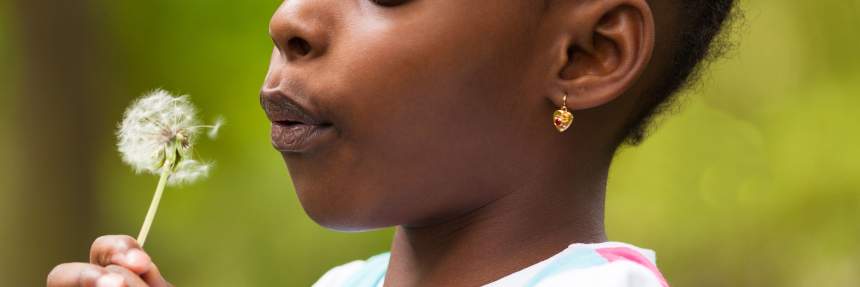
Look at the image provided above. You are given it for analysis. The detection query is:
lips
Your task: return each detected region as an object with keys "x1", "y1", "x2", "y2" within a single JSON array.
[{"x1": 261, "y1": 90, "x2": 335, "y2": 152}]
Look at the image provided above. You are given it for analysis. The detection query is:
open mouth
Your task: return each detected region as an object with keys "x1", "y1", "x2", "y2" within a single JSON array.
[{"x1": 274, "y1": 120, "x2": 332, "y2": 127}]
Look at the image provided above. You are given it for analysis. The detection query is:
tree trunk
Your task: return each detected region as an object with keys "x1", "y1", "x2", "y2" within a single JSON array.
[{"x1": 3, "y1": 0, "x2": 110, "y2": 285}]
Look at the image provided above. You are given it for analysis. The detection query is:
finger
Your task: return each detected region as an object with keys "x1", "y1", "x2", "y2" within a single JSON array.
[
  {"x1": 47, "y1": 262, "x2": 109, "y2": 287},
  {"x1": 90, "y1": 235, "x2": 139, "y2": 266},
  {"x1": 105, "y1": 265, "x2": 148, "y2": 287},
  {"x1": 90, "y1": 235, "x2": 153, "y2": 274},
  {"x1": 93, "y1": 273, "x2": 128, "y2": 287},
  {"x1": 139, "y1": 262, "x2": 171, "y2": 287}
]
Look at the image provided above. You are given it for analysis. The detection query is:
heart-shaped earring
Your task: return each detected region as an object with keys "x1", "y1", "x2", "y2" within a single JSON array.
[{"x1": 552, "y1": 93, "x2": 574, "y2": 132}]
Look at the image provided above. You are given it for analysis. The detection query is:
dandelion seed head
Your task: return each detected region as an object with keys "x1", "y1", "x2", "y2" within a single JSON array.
[
  {"x1": 168, "y1": 159, "x2": 211, "y2": 185},
  {"x1": 117, "y1": 89, "x2": 220, "y2": 185}
]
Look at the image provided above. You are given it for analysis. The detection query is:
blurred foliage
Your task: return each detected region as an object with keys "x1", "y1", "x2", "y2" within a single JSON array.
[
  {"x1": 609, "y1": 1, "x2": 860, "y2": 286},
  {"x1": 1, "y1": 0, "x2": 858, "y2": 286}
]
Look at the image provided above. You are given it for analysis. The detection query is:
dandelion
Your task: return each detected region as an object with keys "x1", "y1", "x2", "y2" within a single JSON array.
[{"x1": 117, "y1": 89, "x2": 222, "y2": 246}]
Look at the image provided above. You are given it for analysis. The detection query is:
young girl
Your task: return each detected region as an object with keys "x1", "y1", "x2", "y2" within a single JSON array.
[{"x1": 48, "y1": 0, "x2": 736, "y2": 286}]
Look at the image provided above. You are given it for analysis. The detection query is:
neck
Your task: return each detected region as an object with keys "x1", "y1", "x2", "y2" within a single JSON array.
[{"x1": 384, "y1": 157, "x2": 610, "y2": 287}]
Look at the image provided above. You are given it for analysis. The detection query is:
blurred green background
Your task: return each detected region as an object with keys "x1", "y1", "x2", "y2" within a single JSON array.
[{"x1": 1, "y1": 0, "x2": 858, "y2": 286}]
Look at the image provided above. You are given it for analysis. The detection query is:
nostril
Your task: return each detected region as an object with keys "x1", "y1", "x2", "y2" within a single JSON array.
[{"x1": 287, "y1": 37, "x2": 312, "y2": 57}]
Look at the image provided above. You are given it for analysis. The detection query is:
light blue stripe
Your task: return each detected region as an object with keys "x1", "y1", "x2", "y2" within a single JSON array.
[
  {"x1": 341, "y1": 253, "x2": 390, "y2": 287},
  {"x1": 525, "y1": 247, "x2": 608, "y2": 286}
]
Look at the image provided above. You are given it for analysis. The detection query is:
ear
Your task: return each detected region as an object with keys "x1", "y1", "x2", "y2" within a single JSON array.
[{"x1": 549, "y1": 0, "x2": 655, "y2": 110}]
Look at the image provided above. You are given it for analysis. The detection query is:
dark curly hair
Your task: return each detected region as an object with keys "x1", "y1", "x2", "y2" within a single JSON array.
[{"x1": 621, "y1": 0, "x2": 741, "y2": 145}]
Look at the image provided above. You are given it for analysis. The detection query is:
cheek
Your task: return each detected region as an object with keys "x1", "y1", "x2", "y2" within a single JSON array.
[
  {"x1": 337, "y1": 5, "x2": 537, "y2": 154},
  {"x1": 295, "y1": 5, "x2": 543, "y2": 229}
]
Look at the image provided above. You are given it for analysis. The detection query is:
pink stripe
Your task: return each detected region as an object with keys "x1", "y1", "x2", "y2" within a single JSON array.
[{"x1": 595, "y1": 247, "x2": 670, "y2": 287}]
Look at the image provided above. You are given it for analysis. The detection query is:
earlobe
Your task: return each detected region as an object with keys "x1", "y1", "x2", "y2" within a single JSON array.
[{"x1": 553, "y1": 0, "x2": 655, "y2": 110}]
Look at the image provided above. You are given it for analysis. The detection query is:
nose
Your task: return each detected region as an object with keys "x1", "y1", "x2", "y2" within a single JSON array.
[{"x1": 268, "y1": 1, "x2": 331, "y2": 62}]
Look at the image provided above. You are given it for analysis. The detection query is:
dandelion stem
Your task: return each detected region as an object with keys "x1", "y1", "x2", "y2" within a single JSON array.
[{"x1": 137, "y1": 162, "x2": 171, "y2": 247}]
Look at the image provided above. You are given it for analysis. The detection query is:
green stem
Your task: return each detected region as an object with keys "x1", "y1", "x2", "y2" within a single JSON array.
[{"x1": 137, "y1": 162, "x2": 171, "y2": 247}]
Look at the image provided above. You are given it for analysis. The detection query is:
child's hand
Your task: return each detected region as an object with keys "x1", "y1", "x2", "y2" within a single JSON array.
[{"x1": 47, "y1": 235, "x2": 172, "y2": 287}]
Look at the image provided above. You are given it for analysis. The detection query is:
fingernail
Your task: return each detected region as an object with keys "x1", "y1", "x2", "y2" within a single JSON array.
[
  {"x1": 96, "y1": 273, "x2": 124, "y2": 287},
  {"x1": 125, "y1": 249, "x2": 150, "y2": 268},
  {"x1": 80, "y1": 268, "x2": 103, "y2": 281}
]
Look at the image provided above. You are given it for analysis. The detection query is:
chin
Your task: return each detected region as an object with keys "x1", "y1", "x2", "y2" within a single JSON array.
[
  {"x1": 301, "y1": 203, "x2": 373, "y2": 232},
  {"x1": 292, "y1": 183, "x2": 397, "y2": 232}
]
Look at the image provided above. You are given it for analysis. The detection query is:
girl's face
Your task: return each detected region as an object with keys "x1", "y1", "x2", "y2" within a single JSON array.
[{"x1": 262, "y1": 1, "x2": 566, "y2": 230}]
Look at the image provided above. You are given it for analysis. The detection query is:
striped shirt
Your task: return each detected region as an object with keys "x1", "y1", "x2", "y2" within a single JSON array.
[{"x1": 313, "y1": 241, "x2": 669, "y2": 287}]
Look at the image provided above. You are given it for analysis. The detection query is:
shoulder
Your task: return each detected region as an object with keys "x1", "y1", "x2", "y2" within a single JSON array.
[
  {"x1": 312, "y1": 253, "x2": 390, "y2": 287},
  {"x1": 489, "y1": 242, "x2": 670, "y2": 287},
  {"x1": 532, "y1": 260, "x2": 667, "y2": 287},
  {"x1": 314, "y1": 242, "x2": 669, "y2": 287}
]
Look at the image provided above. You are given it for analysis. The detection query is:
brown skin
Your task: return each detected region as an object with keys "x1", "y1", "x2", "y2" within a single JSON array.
[
  {"x1": 47, "y1": 235, "x2": 171, "y2": 287},
  {"x1": 48, "y1": 0, "x2": 657, "y2": 286}
]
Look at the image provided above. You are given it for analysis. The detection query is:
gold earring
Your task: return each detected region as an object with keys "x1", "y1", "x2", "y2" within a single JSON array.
[{"x1": 552, "y1": 93, "x2": 574, "y2": 132}]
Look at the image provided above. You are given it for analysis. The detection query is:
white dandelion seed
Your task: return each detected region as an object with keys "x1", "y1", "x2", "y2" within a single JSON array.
[
  {"x1": 116, "y1": 89, "x2": 222, "y2": 246},
  {"x1": 208, "y1": 116, "x2": 224, "y2": 140}
]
